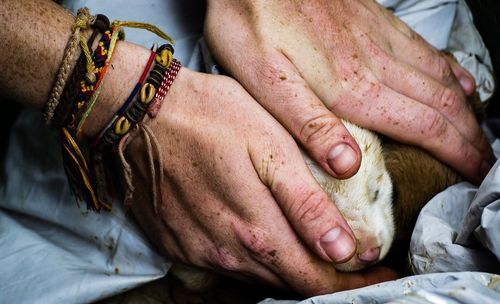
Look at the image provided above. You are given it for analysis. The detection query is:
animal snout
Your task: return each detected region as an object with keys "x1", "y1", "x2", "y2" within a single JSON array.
[
  {"x1": 355, "y1": 229, "x2": 383, "y2": 264},
  {"x1": 358, "y1": 246, "x2": 381, "y2": 263}
]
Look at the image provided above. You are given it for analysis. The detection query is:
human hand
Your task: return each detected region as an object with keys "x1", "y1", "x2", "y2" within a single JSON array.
[
  {"x1": 204, "y1": 0, "x2": 494, "y2": 185},
  {"x1": 124, "y1": 68, "x2": 397, "y2": 295}
]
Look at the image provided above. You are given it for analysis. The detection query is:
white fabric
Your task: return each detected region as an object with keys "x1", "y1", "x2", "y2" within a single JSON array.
[
  {"x1": 0, "y1": 111, "x2": 168, "y2": 303},
  {"x1": 0, "y1": 0, "x2": 496, "y2": 303},
  {"x1": 260, "y1": 272, "x2": 500, "y2": 304},
  {"x1": 410, "y1": 141, "x2": 500, "y2": 274}
]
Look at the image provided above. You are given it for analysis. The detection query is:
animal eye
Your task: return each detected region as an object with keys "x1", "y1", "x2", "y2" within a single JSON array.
[{"x1": 372, "y1": 189, "x2": 379, "y2": 202}]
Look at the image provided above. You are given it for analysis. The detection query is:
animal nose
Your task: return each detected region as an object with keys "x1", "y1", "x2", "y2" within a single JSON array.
[{"x1": 358, "y1": 246, "x2": 380, "y2": 263}]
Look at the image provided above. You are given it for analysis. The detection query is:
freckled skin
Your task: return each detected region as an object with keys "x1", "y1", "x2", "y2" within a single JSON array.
[
  {"x1": 1, "y1": 0, "x2": 399, "y2": 296},
  {"x1": 0, "y1": 0, "x2": 73, "y2": 105},
  {"x1": 205, "y1": 0, "x2": 493, "y2": 185},
  {"x1": 0, "y1": 0, "x2": 150, "y2": 137},
  {"x1": 170, "y1": 120, "x2": 396, "y2": 295}
]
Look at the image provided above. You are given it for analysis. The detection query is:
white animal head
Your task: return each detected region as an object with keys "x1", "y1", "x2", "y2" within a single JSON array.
[{"x1": 304, "y1": 121, "x2": 394, "y2": 271}]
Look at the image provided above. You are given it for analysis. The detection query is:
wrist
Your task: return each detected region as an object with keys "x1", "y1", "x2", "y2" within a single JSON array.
[{"x1": 83, "y1": 41, "x2": 151, "y2": 138}]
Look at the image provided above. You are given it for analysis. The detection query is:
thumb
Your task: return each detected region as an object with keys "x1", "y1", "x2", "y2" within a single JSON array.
[
  {"x1": 249, "y1": 131, "x2": 358, "y2": 263},
  {"x1": 245, "y1": 52, "x2": 362, "y2": 179}
]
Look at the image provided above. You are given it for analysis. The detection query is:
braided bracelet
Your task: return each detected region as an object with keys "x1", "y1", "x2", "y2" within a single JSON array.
[
  {"x1": 58, "y1": 27, "x2": 114, "y2": 211},
  {"x1": 43, "y1": 8, "x2": 93, "y2": 125}
]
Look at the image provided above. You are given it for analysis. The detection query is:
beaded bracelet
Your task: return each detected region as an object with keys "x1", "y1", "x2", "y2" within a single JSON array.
[
  {"x1": 91, "y1": 46, "x2": 157, "y2": 147},
  {"x1": 97, "y1": 43, "x2": 177, "y2": 147}
]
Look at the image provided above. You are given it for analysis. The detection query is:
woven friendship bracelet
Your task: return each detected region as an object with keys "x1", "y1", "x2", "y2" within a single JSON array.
[
  {"x1": 66, "y1": 30, "x2": 112, "y2": 131},
  {"x1": 76, "y1": 26, "x2": 122, "y2": 139},
  {"x1": 52, "y1": 14, "x2": 110, "y2": 128},
  {"x1": 58, "y1": 28, "x2": 115, "y2": 211},
  {"x1": 148, "y1": 59, "x2": 181, "y2": 118},
  {"x1": 52, "y1": 30, "x2": 98, "y2": 128}
]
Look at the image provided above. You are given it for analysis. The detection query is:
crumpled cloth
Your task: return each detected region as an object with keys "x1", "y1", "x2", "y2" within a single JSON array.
[
  {"x1": 0, "y1": 0, "x2": 497, "y2": 303},
  {"x1": 260, "y1": 272, "x2": 500, "y2": 304},
  {"x1": 410, "y1": 139, "x2": 500, "y2": 275}
]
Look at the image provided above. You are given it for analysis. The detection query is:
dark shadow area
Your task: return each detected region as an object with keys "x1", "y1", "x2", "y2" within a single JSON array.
[
  {"x1": 0, "y1": 100, "x2": 20, "y2": 182},
  {"x1": 465, "y1": 0, "x2": 500, "y2": 116}
]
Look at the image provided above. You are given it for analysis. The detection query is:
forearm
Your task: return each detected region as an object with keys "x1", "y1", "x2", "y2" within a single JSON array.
[{"x1": 0, "y1": 0, "x2": 150, "y2": 137}]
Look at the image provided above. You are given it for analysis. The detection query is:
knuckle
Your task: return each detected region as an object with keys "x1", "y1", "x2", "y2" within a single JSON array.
[
  {"x1": 365, "y1": 36, "x2": 385, "y2": 58},
  {"x1": 419, "y1": 110, "x2": 448, "y2": 139},
  {"x1": 257, "y1": 57, "x2": 288, "y2": 88},
  {"x1": 453, "y1": 139, "x2": 479, "y2": 177},
  {"x1": 356, "y1": 78, "x2": 383, "y2": 100},
  {"x1": 289, "y1": 189, "x2": 331, "y2": 225},
  {"x1": 435, "y1": 55, "x2": 454, "y2": 82},
  {"x1": 206, "y1": 246, "x2": 243, "y2": 272},
  {"x1": 238, "y1": 225, "x2": 273, "y2": 259},
  {"x1": 434, "y1": 87, "x2": 463, "y2": 117},
  {"x1": 299, "y1": 115, "x2": 343, "y2": 148},
  {"x1": 459, "y1": 140, "x2": 476, "y2": 164}
]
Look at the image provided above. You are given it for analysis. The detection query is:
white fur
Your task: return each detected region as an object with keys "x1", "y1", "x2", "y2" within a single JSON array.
[{"x1": 304, "y1": 121, "x2": 395, "y2": 271}]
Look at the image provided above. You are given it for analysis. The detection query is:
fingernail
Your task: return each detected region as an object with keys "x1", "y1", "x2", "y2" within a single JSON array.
[
  {"x1": 479, "y1": 160, "x2": 492, "y2": 179},
  {"x1": 459, "y1": 76, "x2": 474, "y2": 94},
  {"x1": 327, "y1": 144, "x2": 357, "y2": 175},
  {"x1": 320, "y1": 227, "x2": 356, "y2": 262}
]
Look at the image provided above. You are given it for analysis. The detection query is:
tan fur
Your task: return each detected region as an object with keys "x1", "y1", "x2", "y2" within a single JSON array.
[{"x1": 383, "y1": 143, "x2": 462, "y2": 242}]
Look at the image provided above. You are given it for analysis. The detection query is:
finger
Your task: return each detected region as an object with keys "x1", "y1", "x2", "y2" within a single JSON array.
[
  {"x1": 383, "y1": 16, "x2": 477, "y2": 96},
  {"x1": 368, "y1": 49, "x2": 491, "y2": 158},
  {"x1": 230, "y1": 145, "x2": 394, "y2": 294},
  {"x1": 137, "y1": 172, "x2": 290, "y2": 289},
  {"x1": 444, "y1": 54, "x2": 477, "y2": 96},
  {"x1": 245, "y1": 50, "x2": 362, "y2": 179},
  {"x1": 247, "y1": 133, "x2": 358, "y2": 264},
  {"x1": 232, "y1": 213, "x2": 397, "y2": 296},
  {"x1": 333, "y1": 83, "x2": 490, "y2": 184}
]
